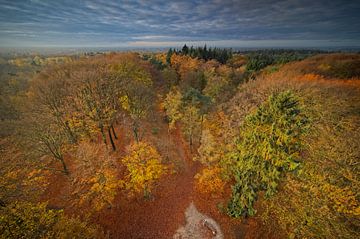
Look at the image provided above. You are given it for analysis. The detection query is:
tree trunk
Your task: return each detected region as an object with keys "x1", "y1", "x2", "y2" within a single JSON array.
[
  {"x1": 59, "y1": 157, "x2": 69, "y2": 175},
  {"x1": 65, "y1": 121, "x2": 77, "y2": 144},
  {"x1": 100, "y1": 125, "x2": 107, "y2": 145},
  {"x1": 133, "y1": 122, "x2": 139, "y2": 142},
  {"x1": 200, "y1": 115, "x2": 204, "y2": 142},
  {"x1": 144, "y1": 184, "x2": 150, "y2": 200},
  {"x1": 108, "y1": 127, "x2": 116, "y2": 151},
  {"x1": 189, "y1": 133, "x2": 193, "y2": 153},
  {"x1": 111, "y1": 124, "x2": 118, "y2": 139}
]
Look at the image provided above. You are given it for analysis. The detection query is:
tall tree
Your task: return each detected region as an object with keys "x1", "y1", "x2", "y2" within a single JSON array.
[
  {"x1": 19, "y1": 105, "x2": 69, "y2": 174},
  {"x1": 227, "y1": 91, "x2": 308, "y2": 217},
  {"x1": 166, "y1": 48, "x2": 173, "y2": 64},
  {"x1": 31, "y1": 66, "x2": 77, "y2": 143},
  {"x1": 181, "y1": 44, "x2": 189, "y2": 55},
  {"x1": 113, "y1": 60, "x2": 155, "y2": 142},
  {"x1": 70, "y1": 62, "x2": 118, "y2": 150}
]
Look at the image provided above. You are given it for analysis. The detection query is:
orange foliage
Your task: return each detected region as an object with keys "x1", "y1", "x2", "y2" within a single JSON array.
[
  {"x1": 71, "y1": 141, "x2": 120, "y2": 211},
  {"x1": 299, "y1": 73, "x2": 324, "y2": 81},
  {"x1": 170, "y1": 54, "x2": 202, "y2": 80},
  {"x1": 195, "y1": 167, "x2": 226, "y2": 196}
]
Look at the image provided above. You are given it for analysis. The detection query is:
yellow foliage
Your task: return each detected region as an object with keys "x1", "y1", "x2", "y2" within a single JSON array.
[
  {"x1": 227, "y1": 54, "x2": 247, "y2": 68},
  {"x1": 155, "y1": 53, "x2": 167, "y2": 65},
  {"x1": 81, "y1": 170, "x2": 120, "y2": 211},
  {"x1": 0, "y1": 201, "x2": 102, "y2": 239},
  {"x1": 119, "y1": 95, "x2": 130, "y2": 111},
  {"x1": 196, "y1": 129, "x2": 220, "y2": 165},
  {"x1": 318, "y1": 63, "x2": 331, "y2": 71},
  {"x1": 162, "y1": 87, "x2": 183, "y2": 129},
  {"x1": 0, "y1": 139, "x2": 49, "y2": 203},
  {"x1": 111, "y1": 60, "x2": 152, "y2": 86},
  {"x1": 66, "y1": 110, "x2": 99, "y2": 137},
  {"x1": 322, "y1": 184, "x2": 360, "y2": 216},
  {"x1": 122, "y1": 141, "x2": 168, "y2": 197}
]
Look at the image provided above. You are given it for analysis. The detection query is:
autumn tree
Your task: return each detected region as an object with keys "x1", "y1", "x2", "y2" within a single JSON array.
[
  {"x1": 70, "y1": 62, "x2": 118, "y2": 150},
  {"x1": 170, "y1": 54, "x2": 201, "y2": 83},
  {"x1": 182, "y1": 88, "x2": 212, "y2": 148},
  {"x1": 203, "y1": 65, "x2": 236, "y2": 103},
  {"x1": 71, "y1": 141, "x2": 120, "y2": 211},
  {"x1": 181, "y1": 105, "x2": 201, "y2": 149},
  {"x1": 31, "y1": 66, "x2": 77, "y2": 144},
  {"x1": 161, "y1": 67, "x2": 179, "y2": 89},
  {"x1": 181, "y1": 70, "x2": 206, "y2": 92},
  {"x1": 121, "y1": 141, "x2": 168, "y2": 198},
  {"x1": 162, "y1": 86, "x2": 211, "y2": 148},
  {"x1": 182, "y1": 87, "x2": 212, "y2": 115},
  {"x1": 113, "y1": 60, "x2": 155, "y2": 142},
  {"x1": 258, "y1": 80, "x2": 360, "y2": 238},
  {"x1": 162, "y1": 87, "x2": 183, "y2": 129},
  {"x1": 67, "y1": 55, "x2": 155, "y2": 149},
  {"x1": 196, "y1": 112, "x2": 232, "y2": 167},
  {"x1": 18, "y1": 102, "x2": 70, "y2": 175}
]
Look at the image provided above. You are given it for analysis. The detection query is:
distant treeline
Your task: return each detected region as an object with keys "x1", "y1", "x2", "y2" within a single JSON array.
[
  {"x1": 167, "y1": 44, "x2": 233, "y2": 64},
  {"x1": 241, "y1": 49, "x2": 325, "y2": 72}
]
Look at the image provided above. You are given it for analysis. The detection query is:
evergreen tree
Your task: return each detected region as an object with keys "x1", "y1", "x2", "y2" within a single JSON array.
[
  {"x1": 173, "y1": 44, "x2": 232, "y2": 63},
  {"x1": 189, "y1": 46, "x2": 194, "y2": 57},
  {"x1": 182, "y1": 44, "x2": 189, "y2": 55},
  {"x1": 227, "y1": 91, "x2": 308, "y2": 217},
  {"x1": 166, "y1": 48, "x2": 173, "y2": 64}
]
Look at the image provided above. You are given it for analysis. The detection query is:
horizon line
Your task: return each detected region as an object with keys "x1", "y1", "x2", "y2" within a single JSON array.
[{"x1": 1, "y1": 39, "x2": 360, "y2": 49}]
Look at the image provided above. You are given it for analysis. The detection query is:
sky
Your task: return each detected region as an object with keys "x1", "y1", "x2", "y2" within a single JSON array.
[{"x1": 0, "y1": 0, "x2": 360, "y2": 48}]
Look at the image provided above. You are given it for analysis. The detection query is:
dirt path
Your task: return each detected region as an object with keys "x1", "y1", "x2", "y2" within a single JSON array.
[
  {"x1": 97, "y1": 126, "x2": 202, "y2": 238},
  {"x1": 174, "y1": 202, "x2": 224, "y2": 239}
]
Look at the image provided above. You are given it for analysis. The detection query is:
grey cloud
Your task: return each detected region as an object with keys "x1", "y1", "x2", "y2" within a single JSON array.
[{"x1": 0, "y1": 0, "x2": 359, "y2": 47}]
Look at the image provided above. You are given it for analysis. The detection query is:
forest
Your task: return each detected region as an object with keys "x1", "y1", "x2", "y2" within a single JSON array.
[{"x1": 0, "y1": 47, "x2": 360, "y2": 238}]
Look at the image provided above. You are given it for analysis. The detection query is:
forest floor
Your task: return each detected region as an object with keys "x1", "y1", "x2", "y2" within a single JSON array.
[
  {"x1": 96, "y1": 125, "x2": 202, "y2": 238},
  {"x1": 42, "y1": 110, "x2": 252, "y2": 239}
]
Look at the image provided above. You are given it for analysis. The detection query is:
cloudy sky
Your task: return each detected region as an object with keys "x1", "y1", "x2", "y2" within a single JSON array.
[{"x1": 0, "y1": 0, "x2": 359, "y2": 48}]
